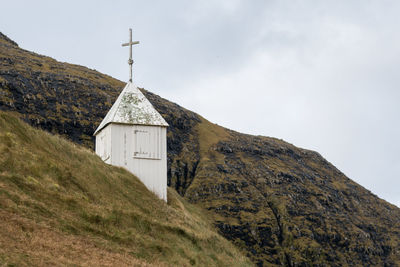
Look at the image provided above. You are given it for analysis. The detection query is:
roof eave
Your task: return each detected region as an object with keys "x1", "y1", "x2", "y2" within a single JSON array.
[{"x1": 93, "y1": 121, "x2": 169, "y2": 136}]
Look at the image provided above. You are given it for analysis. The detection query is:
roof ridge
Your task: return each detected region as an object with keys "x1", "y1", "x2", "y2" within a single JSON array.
[{"x1": 110, "y1": 82, "x2": 129, "y2": 123}]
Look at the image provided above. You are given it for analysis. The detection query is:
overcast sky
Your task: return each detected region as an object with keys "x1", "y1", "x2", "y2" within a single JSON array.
[{"x1": 1, "y1": 0, "x2": 399, "y2": 207}]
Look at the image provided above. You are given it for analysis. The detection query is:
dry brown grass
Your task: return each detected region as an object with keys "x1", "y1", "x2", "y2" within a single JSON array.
[
  {"x1": 0, "y1": 210, "x2": 156, "y2": 267},
  {"x1": 196, "y1": 117, "x2": 231, "y2": 160}
]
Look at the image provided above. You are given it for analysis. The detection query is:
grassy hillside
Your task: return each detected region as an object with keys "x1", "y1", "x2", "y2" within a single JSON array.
[
  {"x1": 1, "y1": 31, "x2": 400, "y2": 266},
  {"x1": 189, "y1": 119, "x2": 400, "y2": 266},
  {"x1": 0, "y1": 111, "x2": 253, "y2": 266}
]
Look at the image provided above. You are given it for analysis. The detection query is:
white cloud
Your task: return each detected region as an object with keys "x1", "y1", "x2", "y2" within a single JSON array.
[{"x1": 163, "y1": 1, "x2": 400, "y2": 207}]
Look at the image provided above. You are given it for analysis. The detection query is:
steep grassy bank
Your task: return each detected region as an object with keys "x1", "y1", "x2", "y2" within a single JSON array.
[{"x1": 0, "y1": 111, "x2": 253, "y2": 266}]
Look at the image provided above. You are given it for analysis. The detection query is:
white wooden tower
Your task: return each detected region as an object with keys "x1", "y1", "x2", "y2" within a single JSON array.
[{"x1": 94, "y1": 29, "x2": 169, "y2": 201}]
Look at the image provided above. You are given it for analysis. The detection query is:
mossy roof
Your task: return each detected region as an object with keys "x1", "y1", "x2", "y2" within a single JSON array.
[{"x1": 94, "y1": 82, "x2": 168, "y2": 135}]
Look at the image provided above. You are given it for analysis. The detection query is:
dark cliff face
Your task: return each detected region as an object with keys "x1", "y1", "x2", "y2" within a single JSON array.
[
  {"x1": 0, "y1": 32, "x2": 121, "y2": 147},
  {"x1": 1, "y1": 32, "x2": 400, "y2": 266}
]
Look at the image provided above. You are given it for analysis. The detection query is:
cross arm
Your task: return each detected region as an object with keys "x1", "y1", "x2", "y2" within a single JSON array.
[{"x1": 122, "y1": 41, "x2": 140, "y2": 47}]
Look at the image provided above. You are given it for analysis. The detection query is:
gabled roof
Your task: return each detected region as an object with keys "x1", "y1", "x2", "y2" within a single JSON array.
[{"x1": 94, "y1": 82, "x2": 168, "y2": 135}]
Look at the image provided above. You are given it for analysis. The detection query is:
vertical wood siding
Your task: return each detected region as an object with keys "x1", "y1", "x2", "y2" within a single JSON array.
[
  {"x1": 95, "y1": 126, "x2": 112, "y2": 164},
  {"x1": 95, "y1": 124, "x2": 167, "y2": 201}
]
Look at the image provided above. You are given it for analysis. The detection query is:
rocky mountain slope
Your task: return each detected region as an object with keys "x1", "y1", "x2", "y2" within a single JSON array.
[
  {"x1": 0, "y1": 111, "x2": 252, "y2": 266},
  {"x1": 1, "y1": 32, "x2": 399, "y2": 266}
]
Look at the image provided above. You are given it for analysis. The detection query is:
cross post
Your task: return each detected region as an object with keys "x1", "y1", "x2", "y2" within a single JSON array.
[{"x1": 122, "y1": 28, "x2": 140, "y2": 82}]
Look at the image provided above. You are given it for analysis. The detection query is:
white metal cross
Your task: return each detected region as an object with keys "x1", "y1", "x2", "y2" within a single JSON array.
[{"x1": 122, "y1": 28, "x2": 140, "y2": 82}]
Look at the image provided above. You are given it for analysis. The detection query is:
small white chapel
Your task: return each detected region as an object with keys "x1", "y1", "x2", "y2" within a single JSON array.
[{"x1": 94, "y1": 28, "x2": 169, "y2": 201}]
